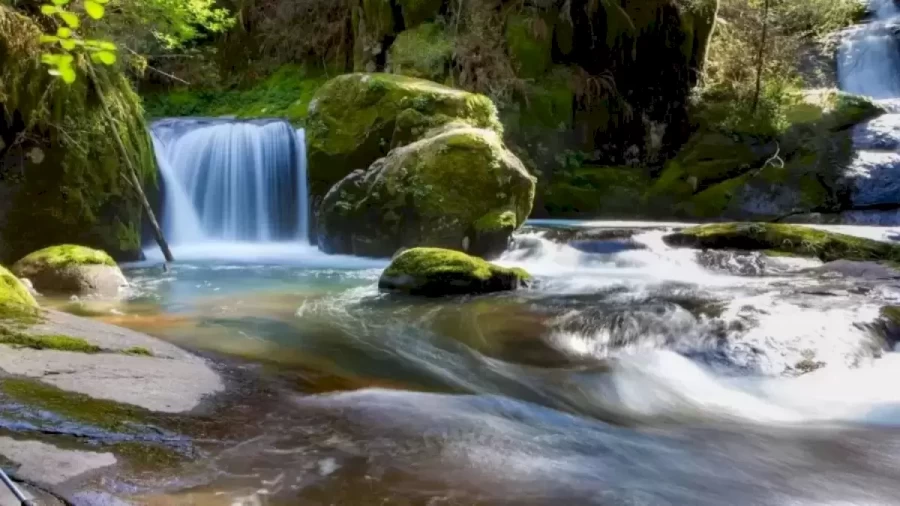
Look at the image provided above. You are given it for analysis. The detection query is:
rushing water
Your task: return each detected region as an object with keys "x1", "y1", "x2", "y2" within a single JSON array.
[
  {"x1": 149, "y1": 118, "x2": 309, "y2": 245},
  {"x1": 838, "y1": 0, "x2": 900, "y2": 222},
  {"x1": 57, "y1": 221, "x2": 900, "y2": 505}
]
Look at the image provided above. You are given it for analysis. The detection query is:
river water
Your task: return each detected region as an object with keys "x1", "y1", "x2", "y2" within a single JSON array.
[{"x1": 58, "y1": 221, "x2": 900, "y2": 505}]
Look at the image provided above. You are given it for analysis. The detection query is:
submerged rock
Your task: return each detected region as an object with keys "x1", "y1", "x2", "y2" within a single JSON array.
[
  {"x1": 378, "y1": 247, "x2": 530, "y2": 296},
  {"x1": 12, "y1": 245, "x2": 127, "y2": 298},
  {"x1": 664, "y1": 223, "x2": 900, "y2": 262},
  {"x1": 318, "y1": 126, "x2": 536, "y2": 258},
  {"x1": 305, "y1": 73, "x2": 502, "y2": 201}
]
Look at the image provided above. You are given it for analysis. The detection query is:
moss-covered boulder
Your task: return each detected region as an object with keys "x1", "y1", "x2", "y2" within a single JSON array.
[
  {"x1": 387, "y1": 23, "x2": 454, "y2": 83},
  {"x1": 318, "y1": 126, "x2": 536, "y2": 258},
  {"x1": 12, "y1": 245, "x2": 128, "y2": 298},
  {"x1": 379, "y1": 247, "x2": 530, "y2": 296},
  {"x1": 0, "y1": 265, "x2": 38, "y2": 320},
  {"x1": 305, "y1": 73, "x2": 503, "y2": 201},
  {"x1": 663, "y1": 223, "x2": 900, "y2": 262}
]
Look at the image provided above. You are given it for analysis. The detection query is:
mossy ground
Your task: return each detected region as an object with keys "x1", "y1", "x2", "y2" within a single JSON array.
[
  {"x1": 0, "y1": 328, "x2": 101, "y2": 353},
  {"x1": 665, "y1": 223, "x2": 900, "y2": 262},
  {"x1": 143, "y1": 65, "x2": 327, "y2": 126}
]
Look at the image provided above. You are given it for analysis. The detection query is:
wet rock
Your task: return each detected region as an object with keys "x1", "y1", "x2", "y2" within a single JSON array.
[
  {"x1": 12, "y1": 245, "x2": 127, "y2": 298},
  {"x1": 809, "y1": 260, "x2": 900, "y2": 280},
  {"x1": 0, "y1": 437, "x2": 116, "y2": 486},
  {"x1": 378, "y1": 248, "x2": 530, "y2": 296}
]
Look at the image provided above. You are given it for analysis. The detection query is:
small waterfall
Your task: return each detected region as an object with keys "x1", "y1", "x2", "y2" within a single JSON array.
[
  {"x1": 837, "y1": 0, "x2": 900, "y2": 224},
  {"x1": 149, "y1": 118, "x2": 309, "y2": 246}
]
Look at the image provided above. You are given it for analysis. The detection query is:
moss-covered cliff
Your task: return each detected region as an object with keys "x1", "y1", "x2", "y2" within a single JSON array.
[{"x1": 0, "y1": 6, "x2": 155, "y2": 263}]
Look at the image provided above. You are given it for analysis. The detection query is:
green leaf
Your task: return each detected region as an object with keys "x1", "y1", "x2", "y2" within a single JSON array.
[
  {"x1": 94, "y1": 50, "x2": 116, "y2": 65},
  {"x1": 92, "y1": 0, "x2": 109, "y2": 3},
  {"x1": 40, "y1": 4, "x2": 58, "y2": 15},
  {"x1": 59, "y1": 53, "x2": 74, "y2": 65},
  {"x1": 59, "y1": 65, "x2": 77, "y2": 84},
  {"x1": 60, "y1": 39, "x2": 76, "y2": 50},
  {"x1": 56, "y1": 27, "x2": 72, "y2": 38},
  {"x1": 51, "y1": 0, "x2": 70, "y2": 5},
  {"x1": 84, "y1": 0, "x2": 104, "y2": 19},
  {"x1": 39, "y1": 35, "x2": 60, "y2": 44},
  {"x1": 41, "y1": 53, "x2": 61, "y2": 64},
  {"x1": 58, "y1": 11, "x2": 80, "y2": 28}
]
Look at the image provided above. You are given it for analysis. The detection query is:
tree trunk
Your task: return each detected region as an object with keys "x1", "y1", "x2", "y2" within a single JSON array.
[
  {"x1": 751, "y1": 0, "x2": 770, "y2": 114},
  {"x1": 87, "y1": 64, "x2": 175, "y2": 263}
]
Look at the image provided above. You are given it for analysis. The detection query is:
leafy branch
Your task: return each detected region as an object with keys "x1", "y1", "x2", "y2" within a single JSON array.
[{"x1": 38, "y1": 0, "x2": 116, "y2": 83}]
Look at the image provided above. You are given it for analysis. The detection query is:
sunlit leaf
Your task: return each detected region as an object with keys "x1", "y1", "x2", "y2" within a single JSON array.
[
  {"x1": 60, "y1": 39, "x2": 76, "y2": 50},
  {"x1": 39, "y1": 35, "x2": 60, "y2": 44},
  {"x1": 84, "y1": 1, "x2": 104, "y2": 19},
  {"x1": 59, "y1": 65, "x2": 77, "y2": 84},
  {"x1": 56, "y1": 27, "x2": 72, "y2": 38},
  {"x1": 58, "y1": 11, "x2": 80, "y2": 28},
  {"x1": 41, "y1": 53, "x2": 61, "y2": 64},
  {"x1": 51, "y1": 0, "x2": 70, "y2": 5},
  {"x1": 94, "y1": 50, "x2": 116, "y2": 65},
  {"x1": 40, "y1": 4, "x2": 58, "y2": 15},
  {"x1": 59, "y1": 53, "x2": 74, "y2": 64}
]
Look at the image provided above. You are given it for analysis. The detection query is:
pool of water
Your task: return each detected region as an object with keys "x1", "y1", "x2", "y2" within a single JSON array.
[{"x1": 53, "y1": 221, "x2": 900, "y2": 505}]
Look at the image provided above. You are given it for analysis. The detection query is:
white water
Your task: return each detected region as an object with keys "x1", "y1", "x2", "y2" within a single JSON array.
[
  {"x1": 149, "y1": 118, "x2": 310, "y2": 251},
  {"x1": 838, "y1": 1, "x2": 900, "y2": 220}
]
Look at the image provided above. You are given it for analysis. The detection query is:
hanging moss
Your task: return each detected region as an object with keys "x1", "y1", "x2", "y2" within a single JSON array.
[{"x1": 0, "y1": 6, "x2": 156, "y2": 263}]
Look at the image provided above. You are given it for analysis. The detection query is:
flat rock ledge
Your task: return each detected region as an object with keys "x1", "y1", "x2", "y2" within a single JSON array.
[{"x1": 0, "y1": 309, "x2": 224, "y2": 413}]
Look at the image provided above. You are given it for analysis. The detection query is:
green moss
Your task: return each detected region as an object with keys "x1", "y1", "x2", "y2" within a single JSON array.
[
  {"x1": 682, "y1": 172, "x2": 752, "y2": 218},
  {"x1": 14, "y1": 245, "x2": 116, "y2": 271},
  {"x1": 123, "y1": 346, "x2": 153, "y2": 356},
  {"x1": 475, "y1": 210, "x2": 517, "y2": 233},
  {"x1": 306, "y1": 73, "x2": 503, "y2": 199},
  {"x1": 0, "y1": 7, "x2": 156, "y2": 262},
  {"x1": 785, "y1": 89, "x2": 883, "y2": 131},
  {"x1": 0, "y1": 329, "x2": 101, "y2": 353},
  {"x1": 505, "y1": 13, "x2": 554, "y2": 79},
  {"x1": 0, "y1": 266, "x2": 38, "y2": 323},
  {"x1": 379, "y1": 247, "x2": 530, "y2": 295},
  {"x1": 0, "y1": 378, "x2": 149, "y2": 431},
  {"x1": 882, "y1": 306, "x2": 900, "y2": 326},
  {"x1": 398, "y1": 0, "x2": 443, "y2": 27},
  {"x1": 388, "y1": 23, "x2": 454, "y2": 82},
  {"x1": 143, "y1": 65, "x2": 327, "y2": 126},
  {"x1": 664, "y1": 223, "x2": 900, "y2": 262}
]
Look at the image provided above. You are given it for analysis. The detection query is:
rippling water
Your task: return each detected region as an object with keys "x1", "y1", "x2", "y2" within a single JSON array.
[{"x1": 60, "y1": 221, "x2": 900, "y2": 505}]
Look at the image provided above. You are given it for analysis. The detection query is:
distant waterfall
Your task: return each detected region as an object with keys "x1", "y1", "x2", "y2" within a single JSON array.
[
  {"x1": 836, "y1": 0, "x2": 900, "y2": 224},
  {"x1": 150, "y1": 119, "x2": 309, "y2": 245}
]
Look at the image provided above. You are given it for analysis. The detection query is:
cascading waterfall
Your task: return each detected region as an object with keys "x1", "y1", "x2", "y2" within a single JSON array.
[
  {"x1": 837, "y1": 0, "x2": 900, "y2": 224},
  {"x1": 149, "y1": 118, "x2": 309, "y2": 246}
]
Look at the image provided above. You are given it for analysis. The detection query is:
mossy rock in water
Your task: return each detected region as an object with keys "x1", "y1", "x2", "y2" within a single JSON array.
[
  {"x1": 0, "y1": 265, "x2": 38, "y2": 322},
  {"x1": 663, "y1": 223, "x2": 900, "y2": 262},
  {"x1": 318, "y1": 126, "x2": 536, "y2": 258},
  {"x1": 305, "y1": 73, "x2": 502, "y2": 200},
  {"x1": 12, "y1": 245, "x2": 127, "y2": 298},
  {"x1": 388, "y1": 23, "x2": 454, "y2": 83},
  {"x1": 379, "y1": 247, "x2": 531, "y2": 296},
  {"x1": 397, "y1": 0, "x2": 443, "y2": 27}
]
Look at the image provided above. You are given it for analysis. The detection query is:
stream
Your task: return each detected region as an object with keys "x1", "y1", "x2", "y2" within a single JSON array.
[{"x1": 53, "y1": 221, "x2": 900, "y2": 505}]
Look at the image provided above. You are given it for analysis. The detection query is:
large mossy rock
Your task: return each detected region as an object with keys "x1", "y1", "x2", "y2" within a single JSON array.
[
  {"x1": 0, "y1": 265, "x2": 38, "y2": 319},
  {"x1": 0, "y1": 6, "x2": 154, "y2": 263},
  {"x1": 318, "y1": 126, "x2": 536, "y2": 258},
  {"x1": 306, "y1": 73, "x2": 502, "y2": 201},
  {"x1": 379, "y1": 247, "x2": 530, "y2": 296},
  {"x1": 664, "y1": 223, "x2": 900, "y2": 262},
  {"x1": 12, "y1": 245, "x2": 128, "y2": 298}
]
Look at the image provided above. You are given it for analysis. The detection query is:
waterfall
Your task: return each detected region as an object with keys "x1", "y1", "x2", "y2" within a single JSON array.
[
  {"x1": 149, "y1": 118, "x2": 310, "y2": 246},
  {"x1": 837, "y1": 0, "x2": 900, "y2": 224}
]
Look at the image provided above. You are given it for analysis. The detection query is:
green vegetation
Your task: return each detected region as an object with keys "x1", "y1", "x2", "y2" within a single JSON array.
[
  {"x1": 13, "y1": 245, "x2": 116, "y2": 271},
  {"x1": 545, "y1": 166, "x2": 652, "y2": 217},
  {"x1": 143, "y1": 65, "x2": 327, "y2": 125},
  {"x1": 379, "y1": 247, "x2": 530, "y2": 296},
  {"x1": 388, "y1": 23, "x2": 454, "y2": 82},
  {"x1": 664, "y1": 223, "x2": 900, "y2": 262},
  {"x1": 0, "y1": 329, "x2": 101, "y2": 353},
  {"x1": 0, "y1": 266, "x2": 39, "y2": 323},
  {"x1": 123, "y1": 346, "x2": 153, "y2": 356}
]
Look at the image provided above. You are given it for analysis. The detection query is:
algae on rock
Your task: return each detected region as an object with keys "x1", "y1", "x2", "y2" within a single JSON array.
[
  {"x1": 13, "y1": 245, "x2": 127, "y2": 298},
  {"x1": 317, "y1": 126, "x2": 536, "y2": 258},
  {"x1": 379, "y1": 247, "x2": 530, "y2": 296}
]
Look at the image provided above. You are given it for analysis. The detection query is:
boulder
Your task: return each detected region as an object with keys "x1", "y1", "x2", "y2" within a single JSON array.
[
  {"x1": 0, "y1": 265, "x2": 38, "y2": 318},
  {"x1": 12, "y1": 245, "x2": 128, "y2": 298},
  {"x1": 378, "y1": 247, "x2": 530, "y2": 296},
  {"x1": 317, "y1": 126, "x2": 536, "y2": 258},
  {"x1": 305, "y1": 73, "x2": 502, "y2": 201},
  {"x1": 663, "y1": 223, "x2": 900, "y2": 262}
]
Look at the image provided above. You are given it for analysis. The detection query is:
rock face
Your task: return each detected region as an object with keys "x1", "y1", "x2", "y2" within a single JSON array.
[
  {"x1": 378, "y1": 247, "x2": 530, "y2": 296},
  {"x1": 664, "y1": 223, "x2": 900, "y2": 262},
  {"x1": 305, "y1": 73, "x2": 503, "y2": 202},
  {"x1": 318, "y1": 126, "x2": 536, "y2": 258},
  {"x1": 12, "y1": 245, "x2": 128, "y2": 298}
]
